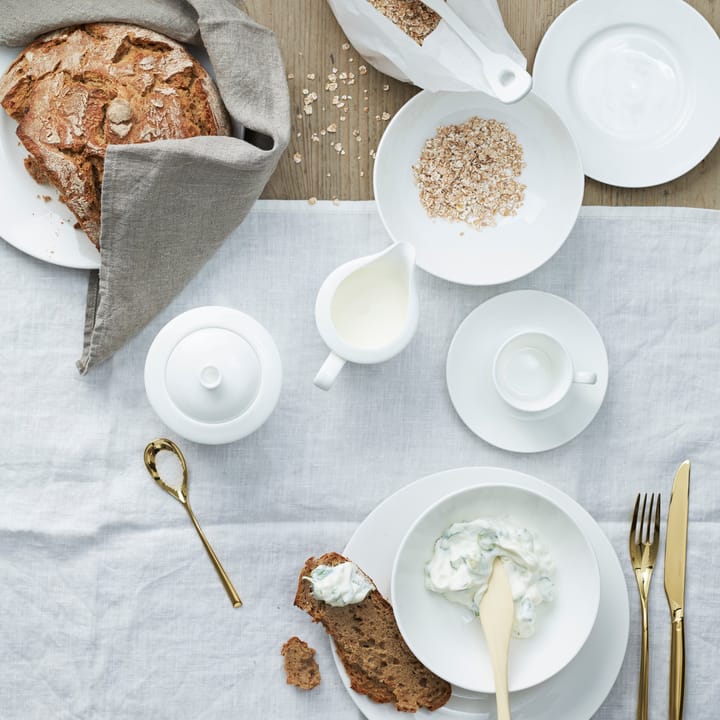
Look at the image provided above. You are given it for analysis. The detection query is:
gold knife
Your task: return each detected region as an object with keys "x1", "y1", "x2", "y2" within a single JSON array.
[{"x1": 664, "y1": 460, "x2": 690, "y2": 720}]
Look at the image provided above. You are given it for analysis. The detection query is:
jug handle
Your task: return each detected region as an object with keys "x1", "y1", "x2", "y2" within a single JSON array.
[{"x1": 314, "y1": 351, "x2": 346, "y2": 391}]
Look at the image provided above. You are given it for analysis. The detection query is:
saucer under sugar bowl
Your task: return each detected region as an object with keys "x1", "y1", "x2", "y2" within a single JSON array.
[{"x1": 144, "y1": 306, "x2": 282, "y2": 444}]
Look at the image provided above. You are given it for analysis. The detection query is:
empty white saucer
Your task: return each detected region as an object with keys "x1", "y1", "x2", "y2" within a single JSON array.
[
  {"x1": 533, "y1": 0, "x2": 720, "y2": 188},
  {"x1": 446, "y1": 290, "x2": 608, "y2": 453}
]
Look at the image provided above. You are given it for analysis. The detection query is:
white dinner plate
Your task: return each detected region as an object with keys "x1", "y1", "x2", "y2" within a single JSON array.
[
  {"x1": 336, "y1": 466, "x2": 629, "y2": 720},
  {"x1": 446, "y1": 290, "x2": 609, "y2": 453},
  {"x1": 373, "y1": 90, "x2": 584, "y2": 286},
  {"x1": 533, "y1": 0, "x2": 720, "y2": 188},
  {"x1": 0, "y1": 46, "x2": 101, "y2": 269}
]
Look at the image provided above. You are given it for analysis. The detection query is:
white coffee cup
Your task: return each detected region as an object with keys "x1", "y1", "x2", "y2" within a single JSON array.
[{"x1": 492, "y1": 331, "x2": 597, "y2": 412}]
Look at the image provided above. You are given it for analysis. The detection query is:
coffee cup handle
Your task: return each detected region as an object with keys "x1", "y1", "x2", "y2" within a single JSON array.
[
  {"x1": 314, "y1": 351, "x2": 347, "y2": 391},
  {"x1": 573, "y1": 371, "x2": 597, "y2": 385}
]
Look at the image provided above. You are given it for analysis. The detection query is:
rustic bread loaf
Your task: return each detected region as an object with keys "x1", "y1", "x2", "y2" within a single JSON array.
[
  {"x1": 281, "y1": 636, "x2": 322, "y2": 690},
  {"x1": 294, "y1": 552, "x2": 451, "y2": 713},
  {"x1": 0, "y1": 23, "x2": 231, "y2": 248}
]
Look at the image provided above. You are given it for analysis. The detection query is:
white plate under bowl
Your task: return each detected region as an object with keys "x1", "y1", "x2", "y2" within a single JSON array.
[
  {"x1": 373, "y1": 90, "x2": 584, "y2": 285},
  {"x1": 391, "y1": 483, "x2": 600, "y2": 693},
  {"x1": 533, "y1": 0, "x2": 720, "y2": 188},
  {"x1": 336, "y1": 467, "x2": 629, "y2": 720}
]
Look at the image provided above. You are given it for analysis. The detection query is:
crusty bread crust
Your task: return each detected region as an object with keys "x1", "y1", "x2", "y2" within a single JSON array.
[
  {"x1": 0, "y1": 23, "x2": 231, "y2": 248},
  {"x1": 294, "y1": 552, "x2": 451, "y2": 713}
]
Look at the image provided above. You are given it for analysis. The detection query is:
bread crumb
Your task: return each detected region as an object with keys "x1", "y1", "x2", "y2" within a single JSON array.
[
  {"x1": 293, "y1": 152, "x2": 302, "y2": 164},
  {"x1": 342, "y1": 42, "x2": 350, "y2": 50},
  {"x1": 308, "y1": 197, "x2": 318, "y2": 205},
  {"x1": 381, "y1": 111, "x2": 391, "y2": 121},
  {"x1": 327, "y1": 123, "x2": 337, "y2": 133},
  {"x1": 306, "y1": 73, "x2": 316, "y2": 80},
  {"x1": 358, "y1": 65, "x2": 367, "y2": 74},
  {"x1": 282, "y1": 637, "x2": 320, "y2": 691},
  {"x1": 42, "y1": 195, "x2": 51, "y2": 202}
]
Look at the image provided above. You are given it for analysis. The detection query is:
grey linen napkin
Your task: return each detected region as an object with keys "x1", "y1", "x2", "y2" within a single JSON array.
[{"x1": 1, "y1": 0, "x2": 290, "y2": 373}]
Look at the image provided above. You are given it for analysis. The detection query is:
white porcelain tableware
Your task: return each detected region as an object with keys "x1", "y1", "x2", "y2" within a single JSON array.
[
  {"x1": 314, "y1": 242, "x2": 418, "y2": 390},
  {"x1": 533, "y1": 0, "x2": 720, "y2": 188},
  {"x1": 447, "y1": 290, "x2": 608, "y2": 453},
  {"x1": 337, "y1": 466, "x2": 630, "y2": 720},
  {"x1": 374, "y1": 90, "x2": 583, "y2": 285},
  {"x1": 391, "y1": 483, "x2": 600, "y2": 693},
  {"x1": 493, "y1": 331, "x2": 597, "y2": 413},
  {"x1": 144, "y1": 306, "x2": 282, "y2": 445}
]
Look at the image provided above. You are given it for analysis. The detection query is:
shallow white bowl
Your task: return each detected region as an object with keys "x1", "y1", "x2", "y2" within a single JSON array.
[
  {"x1": 391, "y1": 482, "x2": 600, "y2": 693},
  {"x1": 373, "y1": 90, "x2": 584, "y2": 285}
]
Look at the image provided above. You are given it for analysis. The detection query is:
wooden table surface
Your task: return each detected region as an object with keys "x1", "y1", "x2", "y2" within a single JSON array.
[{"x1": 246, "y1": 0, "x2": 720, "y2": 208}]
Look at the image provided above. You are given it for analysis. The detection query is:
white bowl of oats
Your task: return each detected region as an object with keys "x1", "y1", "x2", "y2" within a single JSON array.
[{"x1": 373, "y1": 90, "x2": 584, "y2": 285}]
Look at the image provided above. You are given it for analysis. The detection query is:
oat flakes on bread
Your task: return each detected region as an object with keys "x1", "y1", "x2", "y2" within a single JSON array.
[
  {"x1": 294, "y1": 552, "x2": 451, "y2": 713},
  {"x1": 0, "y1": 23, "x2": 231, "y2": 249},
  {"x1": 281, "y1": 636, "x2": 321, "y2": 690}
]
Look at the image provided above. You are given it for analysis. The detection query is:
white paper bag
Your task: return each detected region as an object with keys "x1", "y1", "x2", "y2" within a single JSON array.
[{"x1": 326, "y1": 0, "x2": 526, "y2": 93}]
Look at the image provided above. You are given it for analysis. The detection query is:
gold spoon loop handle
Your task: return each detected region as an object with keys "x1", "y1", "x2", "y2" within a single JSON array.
[
  {"x1": 143, "y1": 438, "x2": 189, "y2": 504},
  {"x1": 143, "y1": 438, "x2": 242, "y2": 608}
]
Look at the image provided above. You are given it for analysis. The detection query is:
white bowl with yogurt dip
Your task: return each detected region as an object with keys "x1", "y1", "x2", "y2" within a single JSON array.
[{"x1": 391, "y1": 482, "x2": 600, "y2": 693}]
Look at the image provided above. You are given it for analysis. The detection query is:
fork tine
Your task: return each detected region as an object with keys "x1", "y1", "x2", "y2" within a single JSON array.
[
  {"x1": 646, "y1": 494, "x2": 655, "y2": 543},
  {"x1": 639, "y1": 493, "x2": 648, "y2": 543},
  {"x1": 630, "y1": 493, "x2": 640, "y2": 540},
  {"x1": 653, "y1": 493, "x2": 661, "y2": 544}
]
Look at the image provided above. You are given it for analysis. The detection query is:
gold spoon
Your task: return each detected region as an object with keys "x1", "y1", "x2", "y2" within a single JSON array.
[
  {"x1": 479, "y1": 557, "x2": 514, "y2": 720},
  {"x1": 143, "y1": 438, "x2": 242, "y2": 608}
]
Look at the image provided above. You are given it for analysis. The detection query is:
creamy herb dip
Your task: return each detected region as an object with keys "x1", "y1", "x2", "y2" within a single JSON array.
[
  {"x1": 308, "y1": 562, "x2": 375, "y2": 607},
  {"x1": 425, "y1": 518, "x2": 554, "y2": 637}
]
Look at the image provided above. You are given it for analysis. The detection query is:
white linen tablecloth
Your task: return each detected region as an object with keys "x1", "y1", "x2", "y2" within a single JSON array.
[{"x1": 0, "y1": 201, "x2": 718, "y2": 719}]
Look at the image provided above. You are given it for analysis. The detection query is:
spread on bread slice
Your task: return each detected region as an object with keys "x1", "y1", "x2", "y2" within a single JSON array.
[{"x1": 294, "y1": 552, "x2": 451, "y2": 713}]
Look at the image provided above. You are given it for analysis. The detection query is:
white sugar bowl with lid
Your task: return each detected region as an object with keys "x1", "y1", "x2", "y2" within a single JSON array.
[{"x1": 144, "y1": 306, "x2": 282, "y2": 445}]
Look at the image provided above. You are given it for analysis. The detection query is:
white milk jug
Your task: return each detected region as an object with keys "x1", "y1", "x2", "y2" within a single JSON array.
[{"x1": 314, "y1": 242, "x2": 419, "y2": 390}]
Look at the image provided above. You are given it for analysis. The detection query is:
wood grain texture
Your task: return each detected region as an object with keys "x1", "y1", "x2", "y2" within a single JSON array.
[{"x1": 246, "y1": 0, "x2": 720, "y2": 207}]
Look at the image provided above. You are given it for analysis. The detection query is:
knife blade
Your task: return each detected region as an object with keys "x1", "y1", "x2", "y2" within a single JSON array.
[{"x1": 664, "y1": 459, "x2": 690, "y2": 720}]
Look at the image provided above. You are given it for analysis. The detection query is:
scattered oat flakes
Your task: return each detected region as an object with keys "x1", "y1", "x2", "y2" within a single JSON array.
[
  {"x1": 306, "y1": 73, "x2": 316, "y2": 80},
  {"x1": 381, "y1": 111, "x2": 391, "y2": 121},
  {"x1": 383, "y1": 84, "x2": 390, "y2": 91},
  {"x1": 412, "y1": 116, "x2": 526, "y2": 230},
  {"x1": 308, "y1": 196, "x2": 318, "y2": 205},
  {"x1": 327, "y1": 123, "x2": 337, "y2": 133},
  {"x1": 342, "y1": 42, "x2": 351, "y2": 50},
  {"x1": 358, "y1": 65, "x2": 367, "y2": 74},
  {"x1": 293, "y1": 152, "x2": 303, "y2": 164},
  {"x1": 303, "y1": 105, "x2": 313, "y2": 115},
  {"x1": 287, "y1": 73, "x2": 295, "y2": 80},
  {"x1": 334, "y1": 142, "x2": 343, "y2": 153},
  {"x1": 332, "y1": 197, "x2": 340, "y2": 205}
]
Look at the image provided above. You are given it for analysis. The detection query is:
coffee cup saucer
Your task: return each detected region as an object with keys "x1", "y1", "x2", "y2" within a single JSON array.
[{"x1": 446, "y1": 290, "x2": 608, "y2": 453}]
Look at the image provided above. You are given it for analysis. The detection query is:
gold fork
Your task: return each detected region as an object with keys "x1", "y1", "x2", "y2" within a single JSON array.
[{"x1": 629, "y1": 493, "x2": 661, "y2": 720}]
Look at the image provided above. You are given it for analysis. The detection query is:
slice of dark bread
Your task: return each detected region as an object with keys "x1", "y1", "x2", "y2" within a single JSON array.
[
  {"x1": 281, "y1": 636, "x2": 321, "y2": 690},
  {"x1": 294, "y1": 552, "x2": 451, "y2": 713}
]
